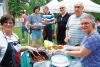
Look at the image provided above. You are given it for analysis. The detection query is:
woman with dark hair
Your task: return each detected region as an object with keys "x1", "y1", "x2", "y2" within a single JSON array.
[
  {"x1": 0, "y1": 15, "x2": 36, "y2": 67},
  {"x1": 28, "y1": 6, "x2": 42, "y2": 47}
]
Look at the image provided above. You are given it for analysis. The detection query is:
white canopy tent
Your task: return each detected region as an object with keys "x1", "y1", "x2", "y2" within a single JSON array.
[
  {"x1": 61, "y1": 0, "x2": 100, "y2": 13},
  {"x1": 40, "y1": 0, "x2": 60, "y2": 13},
  {"x1": 41, "y1": 0, "x2": 100, "y2": 13}
]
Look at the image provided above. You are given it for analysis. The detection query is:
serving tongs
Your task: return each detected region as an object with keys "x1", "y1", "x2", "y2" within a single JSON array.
[{"x1": 29, "y1": 50, "x2": 45, "y2": 61}]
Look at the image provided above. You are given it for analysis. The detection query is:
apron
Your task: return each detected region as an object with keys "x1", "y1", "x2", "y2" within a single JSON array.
[
  {"x1": 0, "y1": 32, "x2": 21, "y2": 67},
  {"x1": 0, "y1": 42, "x2": 16, "y2": 67}
]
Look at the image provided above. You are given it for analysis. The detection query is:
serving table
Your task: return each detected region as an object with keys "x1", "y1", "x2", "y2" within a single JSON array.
[
  {"x1": 30, "y1": 45, "x2": 82, "y2": 67},
  {"x1": 21, "y1": 41, "x2": 82, "y2": 67}
]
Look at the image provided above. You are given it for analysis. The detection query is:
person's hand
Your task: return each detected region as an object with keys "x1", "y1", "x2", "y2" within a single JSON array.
[
  {"x1": 26, "y1": 23, "x2": 31, "y2": 29},
  {"x1": 64, "y1": 36, "x2": 70, "y2": 43},
  {"x1": 59, "y1": 49, "x2": 69, "y2": 54},
  {"x1": 47, "y1": 50, "x2": 56, "y2": 56},
  {"x1": 32, "y1": 23, "x2": 37, "y2": 27},
  {"x1": 42, "y1": 21, "x2": 46, "y2": 25},
  {"x1": 42, "y1": 20, "x2": 48, "y2": 25},
  {"x1": 27, "y1": 46, "x2": 38, "y2": 53},
  {"x1": 53, "y1": 33, "x2": 56, "y2": 38}
]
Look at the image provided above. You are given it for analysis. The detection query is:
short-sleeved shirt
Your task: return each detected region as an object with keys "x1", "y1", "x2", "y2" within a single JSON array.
[
  {"x1": 42, "y1": 12, "x2": 55, "y2": 30},
  {"x1": 66, "y1": 13, "x2": 86, "y2": 46},
  {"x1": 29, "y1": 13, "x2": 42, "y2": 30},
  {"x1": 56, "y1": 13, "x2": 70, "y2": 35},
  {"x1": 81, "y1": 31, "x2": 100, "y2": 67},
  {"x1": 22, "y1": 14, "x2": 28, "y2": 24}
]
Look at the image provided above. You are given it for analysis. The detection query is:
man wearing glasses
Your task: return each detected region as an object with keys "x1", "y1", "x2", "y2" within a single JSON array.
[
  {"x1": 65, "y1": 2, "x2": 87, "y2": 46},
  {"x1": 54, "y1": 5, "x2": 70, "y2": 45}
]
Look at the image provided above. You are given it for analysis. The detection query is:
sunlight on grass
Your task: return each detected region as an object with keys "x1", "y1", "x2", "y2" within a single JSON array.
[
  {"x1": 13, "y1": 27, "x2": 56, "y2": 46},
  {"x1": 13, "y1": 27, "x2": 28, "y2": 45}
]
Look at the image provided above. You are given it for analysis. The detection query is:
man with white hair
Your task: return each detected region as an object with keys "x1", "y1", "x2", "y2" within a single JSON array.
[
  {"x1": 65, "y1": 2, "x2": 86, "y2": 46},
  {"x1": 42, "y1": 6, "x2": 55, "y2": 41},
  {"x1": 54, "y1": 5, "x2": 70, "y2": 45}
]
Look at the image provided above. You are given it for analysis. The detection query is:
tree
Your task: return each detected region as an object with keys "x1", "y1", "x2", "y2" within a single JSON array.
[
  {"x1": 24, "y1": 0, "x2": 46, "y2": 14},
  {"x1": 91, "y1": 0, "x2": 100, "y2": 20},
  {"x1": 8, "y1": 0, "x2": 23, "y2": 17},
  {"x1": 91, "y1": 0, "x2": 100, "y2": 4},
  {"x1": 8, "y1": 0, "x2": 47, "y2": 17}
]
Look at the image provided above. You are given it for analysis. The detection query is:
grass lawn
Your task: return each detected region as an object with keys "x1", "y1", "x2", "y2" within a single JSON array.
[
  {"x1": 13, "y1": 27, "x2": 57, "y2": 46},
  {"x1": 13, "y1": 27, "x2": 29, "y2": 45}
]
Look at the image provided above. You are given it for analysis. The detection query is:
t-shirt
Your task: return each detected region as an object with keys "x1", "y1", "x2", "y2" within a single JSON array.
[
  {"x1": 81, "y1": 31, "x2": 100, "y2": 67},
  {"x1": 22, "y1": 14, "x2": 28, "y2": 24},
  {"x1": 66, "y1": 13, "x2": 86, "y2": 46},
  {"x1": 42, "y1": 12, "x2": 55, "y2": 30},
  {"x1": 57, "y1": 13, "x2": 70, "y2": 35},
  {"x1": 28, "y1": 13, "x2": 42, "y2": 30}
]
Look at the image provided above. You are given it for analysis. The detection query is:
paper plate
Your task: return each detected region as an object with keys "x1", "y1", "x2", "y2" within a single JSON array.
[{"x1": 51, "y1": 54, "x2": 70, "y2": 67}]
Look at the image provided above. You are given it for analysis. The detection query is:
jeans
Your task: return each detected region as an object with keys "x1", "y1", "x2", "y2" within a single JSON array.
[{"x1": 21, "y1": 24, "x2": 27, "y2": 39}]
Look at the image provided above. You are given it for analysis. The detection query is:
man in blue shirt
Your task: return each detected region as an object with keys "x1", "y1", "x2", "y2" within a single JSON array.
[
  {"x1": 28, "y1": 6, "x2": 42, "y2": 47},
  {"x1": 63, "y1": 14, "x2": 100, "y2": 67}
]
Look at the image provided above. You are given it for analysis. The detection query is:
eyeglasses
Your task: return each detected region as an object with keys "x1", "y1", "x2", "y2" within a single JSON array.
[
  {"x1": 75, "y1": 6, "x2": 81, "y2": 8},
  {"x1": 60, "y1": 7, "x2": 64, "y2": 9},
  {"x1": 81, "y1": 22, "x2": 90, "y2": 25}
]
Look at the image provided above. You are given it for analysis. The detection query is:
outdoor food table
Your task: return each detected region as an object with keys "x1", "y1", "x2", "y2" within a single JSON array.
[
  {"x1": 32, "y1": 52, "x2": 82, "y2": 67},
  {"x1": 21, "y1": 51, "x2": 82, "y2": 67},
  {"x1": 21, "y1": 40, "x2": 82, "y2": 67}
]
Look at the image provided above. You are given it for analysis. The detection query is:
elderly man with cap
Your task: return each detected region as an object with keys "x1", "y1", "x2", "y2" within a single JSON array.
[
  {"x1": 63, "y1": 14, "x2": 100, "y2": 67},
  {"x1": 65, "y1": 2, "x2": 86, "y2": 46}
]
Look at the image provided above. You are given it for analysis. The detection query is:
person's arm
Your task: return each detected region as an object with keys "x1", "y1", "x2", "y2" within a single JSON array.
[
  {"x1": 54, "y1": 19, "x2": 57, "y2": 37},
  {"x1": 20, "y1": 46, "x2": 29, "y2": 52},
  {"x1": 64, "y1": 29, "x2": 70, "y2": 43},
  {"x1": 49, "y1": 20, "x2": 56, "y2": 24},
  {"x1": 66, "y1": 47, "x2": 91, "y2": 57},
  {"x1": 20, "y1": 46, "x2": 37, "y2": 52},
  {"x1": 64, "y1": 18, "x2": 70, "y2": 43},
  {"x1": 50, "y1": 13, "x2": 55, "y2": 24},
  {"x1": 66, "y1": 46, "x2": 80, "y2": 51}
]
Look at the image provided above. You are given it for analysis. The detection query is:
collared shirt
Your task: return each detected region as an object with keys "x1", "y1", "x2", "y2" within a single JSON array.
[
  {"x1": 57, "y1": 13, "x2": 70, "y2": 34},
  {"x1": 81, "y1": 31, "x2": 100, "y2": 67},
  {"x1": 42, "y1": 12, "x2": 54, "y2": 22},
  {"x1": 42, "y1": 12, "x2": 55, "y2": 29}
]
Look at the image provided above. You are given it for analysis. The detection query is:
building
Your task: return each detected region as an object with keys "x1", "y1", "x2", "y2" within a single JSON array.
[{"x1": 0, "y1": 0, "x2": 8, "y2": 18}]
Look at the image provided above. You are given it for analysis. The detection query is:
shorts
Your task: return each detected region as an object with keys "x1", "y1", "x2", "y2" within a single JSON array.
[{"x1": 31, "y1": 30, "x2": 42, "y2": 41}]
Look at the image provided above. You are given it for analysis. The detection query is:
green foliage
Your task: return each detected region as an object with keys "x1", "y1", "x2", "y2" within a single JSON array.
[
  {"x1": 13, "y1": 27, "x2": 28, "y2": 45},
  {"x1": 27, "y1": 0, "x2": 46, "y2": 14},
  {"x1": 90, "y1": 0, "x2": 100, "y2": 21},
  {"x1": 92, "y1": 0, "x2": 100, "y2": 4},
  {"x1": 8, "y1": 0, "x2": 47, "y2": 16},
  {"x1": 90, "y1": 12, "x2": 100, "y2": 20},
  {"x1": 8, "y1": 0, "x2": 23, "y2": 17}
]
